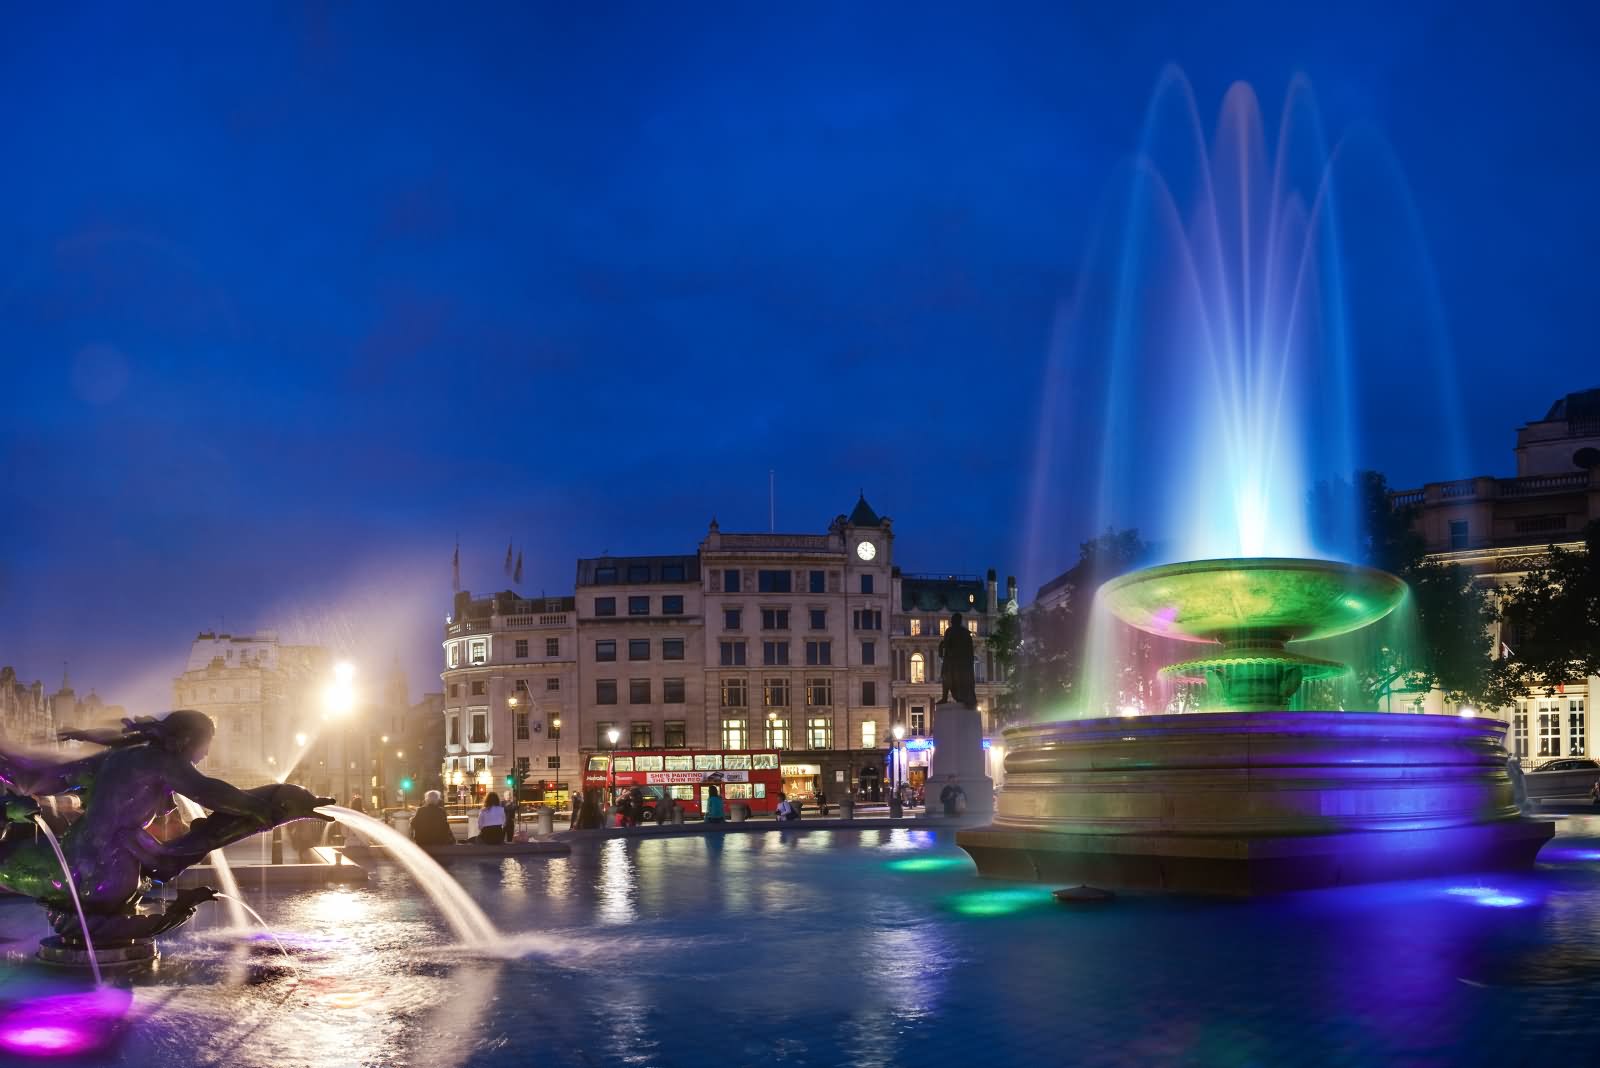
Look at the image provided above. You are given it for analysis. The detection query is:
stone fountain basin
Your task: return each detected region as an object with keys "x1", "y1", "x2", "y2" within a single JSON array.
[
  {"x1": 957, "y1": 711, "x2": 1554, "y2": 895},
  {"x1": 1099, "y1": 557, "x2": 1407, "y2": 643}
]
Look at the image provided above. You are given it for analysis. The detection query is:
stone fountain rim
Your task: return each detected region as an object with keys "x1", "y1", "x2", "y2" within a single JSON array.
[{"x1": 1000, "y1": 709, "x2": 1510, "y2": 741}]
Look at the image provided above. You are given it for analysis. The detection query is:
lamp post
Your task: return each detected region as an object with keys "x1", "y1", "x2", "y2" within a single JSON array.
[
  {"x1": 606, "y1": 727, "x2": 620, "y2": 805},
  {"x1": 892, "y1": 723, "x2": 906, "y2": 800},
  {"x1": 378, "y1": 734, "x2": 389, "y2": 812},
  {"x1": 507, "y1": 693, "x2": 520, "y2": 834},
  {"x1": 323, "y1": 661, "x2": 357, "y2": 806}
]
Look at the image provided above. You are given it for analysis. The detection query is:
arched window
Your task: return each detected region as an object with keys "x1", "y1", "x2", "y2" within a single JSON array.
[{"x1": 910, "y1": 653, "x2": 926, "y2": 685}]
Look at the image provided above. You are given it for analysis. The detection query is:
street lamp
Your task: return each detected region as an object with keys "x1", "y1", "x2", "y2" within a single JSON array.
[
  {"x1": 892, "y1": 723, "x2": 906, "y2": 799},
  {"x1": 606, "y1": 727, "x2": 620, "y2": 804},
  {"x1": 322, "y1": 661, "x2": 357, "y2": 804},
  {"x1": 507, "y1": 692, "x2": 523, "y2": 834}
]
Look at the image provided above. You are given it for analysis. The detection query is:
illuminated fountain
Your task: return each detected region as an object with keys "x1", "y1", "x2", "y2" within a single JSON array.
[{"x1": 959, "y1": 75, "x2": 1554, "y2": 893}]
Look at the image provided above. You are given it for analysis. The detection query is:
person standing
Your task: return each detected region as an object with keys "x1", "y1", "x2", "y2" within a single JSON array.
[{"x1": 478, "y1": 792, "x2": 508, "y2": 844}]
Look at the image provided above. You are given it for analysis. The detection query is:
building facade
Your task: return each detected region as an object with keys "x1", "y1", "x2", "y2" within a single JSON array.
[
  {"x1": 1390, "y1": 387, "x2": 1600, "y2": 764},
  {"x1": 440, "y1": 591, "x2": 577, "y2": 806},
  {"x1": 0, "y1": 666, "x2": 54, "y2": 745}
]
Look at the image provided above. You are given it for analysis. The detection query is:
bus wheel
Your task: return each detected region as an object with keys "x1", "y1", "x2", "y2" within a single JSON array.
[{"x1": 639, "y1": 809, "x2": 655, "y2": 822}]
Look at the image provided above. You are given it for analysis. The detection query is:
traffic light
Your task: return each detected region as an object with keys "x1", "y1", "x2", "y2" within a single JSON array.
[
  {"x1": 505, "y1": 774, "x2": 515, "y2": 787},
  {"x1": 399, "y1": 777, "x2": 413, "y2": 793}
]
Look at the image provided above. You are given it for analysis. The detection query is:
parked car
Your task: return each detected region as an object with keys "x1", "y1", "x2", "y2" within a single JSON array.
[{"x1": 1523, "y1": 757, "x2": 1600, "y2": 800}]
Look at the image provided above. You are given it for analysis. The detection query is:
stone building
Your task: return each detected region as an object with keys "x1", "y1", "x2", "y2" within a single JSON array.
[
  {"x1": 1390, "y1": 387, "x2": 1600, "y2": 762},
  {"x1": 0, "y1": 666, "x2": 53, "y2": 745},
  {"x1": 440, "y1": 591, "x2": 577, "y2": 806}
]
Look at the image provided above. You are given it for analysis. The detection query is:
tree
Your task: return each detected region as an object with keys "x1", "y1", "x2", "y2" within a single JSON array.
[
  {"x1": 984, "y1": 608, "x2": 1022, "y2": 728},
  {"x1": 1496, "y1": 520, "x2": 1600, "y2": 697}
]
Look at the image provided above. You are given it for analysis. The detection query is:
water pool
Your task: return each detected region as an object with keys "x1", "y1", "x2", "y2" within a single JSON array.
[{"x1": 4, "y1": 821, "x2": 1600, "y2": 1067}]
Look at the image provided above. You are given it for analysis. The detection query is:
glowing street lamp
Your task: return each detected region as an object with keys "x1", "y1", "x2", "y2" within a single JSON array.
[
  {"x1": 294, "y1": 732, "x2": 308, "y2": 747},
  {"x1": 892, "y1": 723, "x2": 906, "y2": 799},
  {"x1": 321, "y1": 662, "x2": 357, "y2": 803},
  {"x1": 606, "y1": 727, "x2": 620, "y2": 803}
]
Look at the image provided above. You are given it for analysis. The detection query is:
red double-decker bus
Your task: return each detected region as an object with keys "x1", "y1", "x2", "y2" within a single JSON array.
[{"x1": 583, "y1": 748, "x2": 783, "y2": 820}]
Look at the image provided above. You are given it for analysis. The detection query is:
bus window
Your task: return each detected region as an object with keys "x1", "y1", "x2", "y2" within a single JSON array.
[
  {"x1": 613, "y1": 757, "x2": 635, "y2": 772},
  {"x1": 751, "y1": 753, "x2": 778, "y2": 769},
  {"x1": 725, "y1": 783, "x2": 753, "y2": 799},
  {"x1": 668, "y1": 785, "x2": 695, "y2": 800},
  {"x1": 723, "y1": 754, "x2": 751, "y2": 770},
  {"x1": 753, "y1": 784, "x2": 766, "y2": 798},
  {"x1": 694, "y1": 755, "x2": 722, "y2": 771},
  {"x1": 635, "y1": 755, "x2": 664, "y2": 771},
  {"x1": 665, "y1": 755, "x2": 693, "y2": 771},
  {"x1": 587, "y1": 756, "x2": 610, "y2": 771}
]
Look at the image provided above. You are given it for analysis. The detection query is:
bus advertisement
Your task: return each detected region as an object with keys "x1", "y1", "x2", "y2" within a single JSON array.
[{"x1": 583, "y1": 749, "x2": 783, "y2": 820}]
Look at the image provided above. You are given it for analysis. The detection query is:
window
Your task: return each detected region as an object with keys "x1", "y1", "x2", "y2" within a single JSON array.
[
  {"x1": 720, "y1": 640, "x2": 746, "y2": 666},
  {"x1": 596, "y1": 679, "x2": 617, "y2": 705},
  {"x1": 548, "y1": 717, "x2": 561, "y2": 740},
  {"x1": 663, "y1": 677, "x2": 686, "y2": 703},
  {"x1": 805, "y1": 640, "x2": 831, "y2": 666},
  {"x1": 629, "y1": 639, "x2": 650, "y2": 661},
  {"x1": 910, "y1": 652, "x2": 926, "y2": 684},
  {"x1": 910, "y1": 618, "x2": 923, "y2": 636},
  {"x1": 861, "y1": 574, "x2": 874, "y2": 595},
  {"x1": 722, "y1": 718, "x2": 747, "y2": 749},
  {"x1": 596, "y1": 722, "x2": 616, "y2": 748},
  {"x1": 595, "y1": 566, "x2": 618, "y2": 584},
  {"x1": 470, "y1": 639, "x2": 487, "y2": 664},
  {"x1": 758, "y1": 569, "x2": 792, "y2": 593},
  {"x1": 1449, "y1": 520, "x2": 1469, "y2": 551},
  {"x1": 635, "y1": 755, "x2": 664, "y2": 771},
  {"x1": 1571, "y1": 698, "x2": 1588, "y2": 756},
  {"x1": 807, "y1": 716, "x2": 832, "y2": 749},
  {"x1": 862, "y1": 721, "x2": 877, "y2": 748},
  {"x1": 862, "y1": 680, "x2": 878, "y2": 705},
  {"x1": 762, "y1": 608, "x2": 789, "y2": 630},
  {"x1": 449, "y1": 644, "x2": 460, "y2": 668},
  {"x1": 547, "y1": 755, "x2": 561, "y2": 770},
  {"x1": 665, "y1": 721, "x2": 687, "y2": 748},
  {"x1": 853, "y1": 609, "x2": 882, "y2": 631},
  {"x1": 662, "y1": 595, "x2": 684, "y2": 615},
  {"x1": 662, "y1": 562, "x2": 686, "y2": 582},
  {"x1": 595, "y1": 640, "x2": 616, "y2": 662},
  {"x1": 724, "y1": 568, "x2": 742, "y2": 593},
  {"x1": 595, "y1": 597, "x2": 616, "y2": 616},
  {"x1": 695, "y1": 754, "x2": 722, "y2": 771},
  {"x1": 515, "y1": 678, "x2": 530, "y2": 697},
  {"x1": 766, "y1": 716, "x2": 789, "y2": 748},
  {"x1": 470, "y1": 680, "x2": 486, "y2": 696},
  {"x1": 911, "y1": 706, "x2": 927, "y2": 736},
  {"x1": 546, "y1": 637, "x2": 560, "y2": 656},
  {"x1": 1539, "y1": 708, "x2": 1561, "y2": 756},
  {"x1": 806, "y1": 677, "x2": 832, "y2": 707},
  {"x1": 449, "y1": 683, "x2": 459, "y2": 698},
  {"x1": 722, "y1": 677, "x2": 748, "y2": 707},
  {"x1": 627, "y1": 564, "x2": 651, "y2": 583},
  {"x1": 630, "y1": 679, "x2": 651, "y2": 704},
  {"x1": 629, "y1": 595, "x2": 650, "y2": 616},
  {"x1": 724, "y1": 608, "x2": 742, "y2": 631},
  {"x1": 763, "y1": 640, "x2": 790, "y2": 666},
  {"x1": 939, "y1": 618, "x2": 951, "y2": 636},
  {"x1": 515, "y1": 639, "x2": 529, "y2": 658},
  {"x1": 809, "y1": 570, "x2": 826, "y2": 593},
  {"x1": 631, "y1": 721, "x2": 653, "y2": 748},
  {"x1": 861, "y1": 640, "x2": 876, "y2": 666},
  {"x1": 663, "y1": 638, "x2": 685, "y2": 660},
  {"x1": 765, "y1": 677, "x2": 791, "y2": 707},
  {"x1": 809, "y1": 608, "x2": 826, "y2": 630},
  {"x1": 470, "y1": 712, "x2": 488, "y2": 744},
  {"x1": 968, "y1": 619, "x2": 979, "y2": 635},
  {"x1": 723, "y1": 753, "x2": 752, "y2": 770},
  {"x1": 546, "y1": 677, "x2": 560, "y2": 691},
  {"x1": 516, "y1": 711, "x2": 530, "y2": 740},
  {"x1": 448, "y1": 716, "x2": 460, "y2": 745}
]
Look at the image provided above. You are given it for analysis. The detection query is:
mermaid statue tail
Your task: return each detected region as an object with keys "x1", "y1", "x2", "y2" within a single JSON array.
[{"x1": 47, "y1": 887, "x2": 221, "y2": 945}]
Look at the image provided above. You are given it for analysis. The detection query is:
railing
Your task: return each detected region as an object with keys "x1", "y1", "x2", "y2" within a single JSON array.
[
  {"x1": 1390, "y1": 489, "x2": 1425, "y2": 507},
  {"x1": 501, "y1": 614, "x2": 571, "y2": 628},
  {"x1": 1440, "y1": 479, "x2": 1479, "y2": 499},
  {"x1": 1499, "y1": 472, "x2": 1590, "y2": 498}
]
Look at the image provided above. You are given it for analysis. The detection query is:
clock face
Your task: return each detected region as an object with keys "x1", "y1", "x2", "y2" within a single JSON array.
[{"x1": 856, "y1": 540, "x2": 876, "y2": 562}]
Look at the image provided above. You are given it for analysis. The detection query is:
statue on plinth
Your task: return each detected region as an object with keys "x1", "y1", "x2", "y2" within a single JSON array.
[{"x1": 939, "y1": 612, "x2": 978, "y2": 709}]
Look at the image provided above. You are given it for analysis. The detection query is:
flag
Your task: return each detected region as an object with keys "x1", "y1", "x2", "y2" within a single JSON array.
[
  {"x1": 504, "y1": 540, "x2": 514, "y2": 576},
  {"x1": 514, "y1": 551, "x2": 524, "y2": 585},
  {"x1": 1500, "y1": 641, "x2": 1514, "y2": 660},
  {"x1": 452, "y1": 540, "x2": 460, "y2": 592}
]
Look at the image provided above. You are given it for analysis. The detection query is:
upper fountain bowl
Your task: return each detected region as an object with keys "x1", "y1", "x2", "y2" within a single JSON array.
[{"x1": 1099, "y1": 558, "x2": 1406, "y2": 644}]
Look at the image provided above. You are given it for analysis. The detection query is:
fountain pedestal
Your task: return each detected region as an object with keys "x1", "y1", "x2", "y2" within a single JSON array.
[
  {"x1": 957, "y1": 711, "x2": 1555, "y2": 894},
  {"x1": 922, "y1": 700, "x2": 994, "y2": 818},
  {"x1": 38, "y1": 935, "x2": 156, "y2": 968}
]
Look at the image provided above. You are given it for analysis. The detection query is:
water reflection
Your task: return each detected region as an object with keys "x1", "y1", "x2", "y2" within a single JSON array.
[{"x1": 596, "y1": 839, "x2": 638, "y2": 926}]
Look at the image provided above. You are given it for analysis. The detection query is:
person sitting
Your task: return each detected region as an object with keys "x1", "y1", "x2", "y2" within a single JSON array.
[
  {"x1": 704, "y1": 785, "x2": 726, "y2": 823},
  {"x1": 775, "y1": 792, "x2": 801, "y2": 822},
  {"x1": 477, "y1": 792, "x2": 508, "y2": 844},
  {"x1": 410, "y1": 790, "x2": 455, "y2": 846}
]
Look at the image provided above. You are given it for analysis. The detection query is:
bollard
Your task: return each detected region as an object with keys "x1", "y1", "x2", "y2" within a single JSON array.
[
  {"x1": 271, "y1": 824, "x2": 283, "y2": 864},
  {"x1": 673, "y1": 807, "x2": 685, "y2": 825},
  {"x1": 889, "y1": 796, "x2": 903, "y2": 819},
  {"x1": 536, "y1": 807, "x2": 554, "y2": 836},
  {"x1": 839, "y1": 797, "x2": 855, "y2": 821},
  {"x1": 729, "y1": 803, "x2": 749, "y2": 823}
]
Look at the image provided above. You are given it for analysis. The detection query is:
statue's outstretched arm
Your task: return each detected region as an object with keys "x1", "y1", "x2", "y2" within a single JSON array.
[
  {"x1": 165, "y1": 758, "x2": 273, "y2": 824},
  {"x1": 0, "y1": 749, "x2": 104, "y2": 796}
]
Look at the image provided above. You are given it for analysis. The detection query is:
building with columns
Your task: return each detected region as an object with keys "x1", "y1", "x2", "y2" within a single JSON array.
[{"x1": 1390, "y1": 386, "x2": 1600, "y2": 763}]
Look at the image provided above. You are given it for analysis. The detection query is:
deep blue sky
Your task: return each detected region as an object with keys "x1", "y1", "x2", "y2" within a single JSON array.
[{"x1": 2, "y1": 2, "x2": 1596, "y2": 713}]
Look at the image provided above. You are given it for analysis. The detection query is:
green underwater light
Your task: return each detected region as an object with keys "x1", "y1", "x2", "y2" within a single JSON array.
[
  {"x1": 945, "y1": 887, "x2": 1056, "y2": 917},
  {"x1": 887, "y1": 856, "x2": 973, "y2": 874}
]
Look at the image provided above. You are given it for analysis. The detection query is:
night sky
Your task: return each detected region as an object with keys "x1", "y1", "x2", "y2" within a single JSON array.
[{"x1": 3, "y1": 2, "x2": 1596, "y2": 713}]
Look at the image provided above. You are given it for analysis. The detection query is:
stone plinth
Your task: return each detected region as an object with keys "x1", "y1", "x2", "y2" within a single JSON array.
[
  {"x1": 956, "y1": 711, "x2": 1554, "y2": 895},
  {"x1": 923, "y1": 700, "x2": 994, "y2": 817}
]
